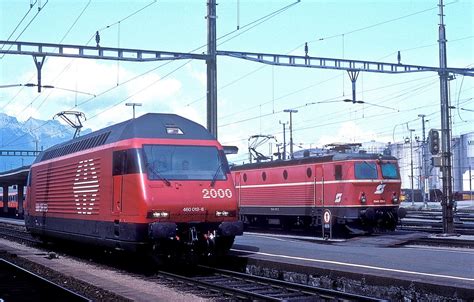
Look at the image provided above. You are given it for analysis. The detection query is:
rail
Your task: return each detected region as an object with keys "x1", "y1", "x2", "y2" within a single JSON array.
[
  {"x1": 398, "y1": 209, "x2": 474, "y2": 235},
  {"x1": 0, "y1": 259, "x2": 91, "y2": 301},
  {"x1": 155, "y1": 265, "x2": 387, "y2": 301}
]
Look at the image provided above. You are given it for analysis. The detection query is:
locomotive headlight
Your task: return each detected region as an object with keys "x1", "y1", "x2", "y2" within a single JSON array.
[
  {"x1": 391, "y1": 192, "x2": 399, "y2": 204},
  {"x1": 215, "y1": 210, "x2": 236, "y2": 217},
  {"x1": 147, "y1": 210, "x2": 170, "y2": 219},
  {"x1": 360, "y1": 192, "x2": 367, "y2": 204}
]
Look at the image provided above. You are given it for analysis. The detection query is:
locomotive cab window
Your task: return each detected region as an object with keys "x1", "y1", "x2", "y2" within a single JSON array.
[
  {"x1": 143, "y1": 145, "x2": 229, "y2": 181},
  {"x1": 113, "y1": 148, "x2": 143, "y2": 175},
  {"x1": 381, "y1": 162, "x2": 400, "y2": 179},
  {"x1": 354, "y1": 162, "x2": 378, "y2": 179},
  {"x1": 334, "y1": 165, "x2": 342, "y2": 180}
]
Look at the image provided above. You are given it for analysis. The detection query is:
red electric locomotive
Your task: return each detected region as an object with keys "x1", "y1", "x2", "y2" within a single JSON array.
[
  {"x1": 231, "y1": 153, "x2": 405, "y2": 234},
  {"x1": 25, "y1": 113, "x2": 243, "y2": 261}
]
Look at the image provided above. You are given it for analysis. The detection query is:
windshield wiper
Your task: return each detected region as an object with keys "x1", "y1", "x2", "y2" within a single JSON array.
[
  {"x1": 146, "y1": 163, "x2": 171, "y2": 186},
  {"x1": 210, "y1": 162, "x2": 223, "y2": 187},
  {"x1": 362, "y1": 160, "x2": 377, "y2": 170}
]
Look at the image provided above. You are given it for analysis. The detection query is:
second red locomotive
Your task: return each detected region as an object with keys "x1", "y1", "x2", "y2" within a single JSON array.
[
  {"x1": 25, "y1": 113, "x2": 243, "y2": 261},
  {"x1": 231, "y1": 152, "x2": 405, "y2": 234}
]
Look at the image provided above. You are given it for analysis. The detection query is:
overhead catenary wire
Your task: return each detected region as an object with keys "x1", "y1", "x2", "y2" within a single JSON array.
[
  {"x1": 376, "y1": 35, "x2": 474, "y2": 62},
  {"x1": 70, "y1": 0, "x2": 301, "y2": 119},
  {"x1": 0, "y1": 0, "x2": 37, "y2": 53},
  {"x1": 5, "y1": 0, "x2": 158, "y2": 137},
  {"x1": 0, "y1": 0, "x2": 46, "y2": 59},
  {"x1": 220, "y1": 79, "x2": 447, "y2": 146},
  {"x1": 0, "y1": 0, "x2": 50, "y2": 109},
  {"x1": 10, "y1": 0, "x2": 93, "y2": 120},
  {"x1": 221, "y1": 75, "x2": 439, "y2": 128},
  {"x1": 74, "y1": 0, "x2": 302, "y2": 124},
  {"x1": 213, "y1": 1, "x2": 467, "y2": 129},
  {"x1": 2, "y1": 1, "x2": 472, "y2": 151},
  {"x1": 2, "y1": 0, "x2": 91, "y2": 115},
  {"x1": 7, "y1": 0, "x2": 49, "y2": 43},
  {"x1": 184, "y1": 0, "x2": 302, "y2": 107},
  {"x1": 310, "y1": 1, "x2": 459, "y2": 43},
  {"x1": 97, "y1": 0, "x2": 157, "y2": 32},
  {"x1": 216, "y1": 0, "x2": 301, "y2": 46},
  {"x1": 208, "y1": 5, "x2": 467, "y2": 125},
  {"x1": 86, "y1": 59, "x2": 192, "y2": 121}
]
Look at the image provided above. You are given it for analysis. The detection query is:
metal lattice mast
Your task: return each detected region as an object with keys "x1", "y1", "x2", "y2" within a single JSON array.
[
  {"x1": 438, "y1": 0, "x2": 455, "y2": 234},
  {"x1": 207, "y1": 0, "x2": 218, "y2": 138},
  {"x1": 418, "y1": 114, "x2": 428, "y2": 208}
]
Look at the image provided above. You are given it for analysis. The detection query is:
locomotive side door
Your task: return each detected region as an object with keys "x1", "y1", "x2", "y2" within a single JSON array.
[
  {"x1": 112, "y1": 150, "x2": 125, "y2": 215},
  {"x1": 314, "y1": 165, "x2": 324, "y2": 207},
  {"x1": 233, "y1": 172, "x2": 241, "y2": 208}
]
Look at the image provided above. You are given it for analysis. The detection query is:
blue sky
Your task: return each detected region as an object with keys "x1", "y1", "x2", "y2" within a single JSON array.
[{"x1": 0, "y1": 0, "x2": 472, "y2": 163}]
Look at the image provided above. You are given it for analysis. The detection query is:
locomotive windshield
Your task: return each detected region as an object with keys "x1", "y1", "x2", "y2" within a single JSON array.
[
  {"x1": 354, "y1": 162, "x2": 378, "y2": 179},
  {"x1": 381, "y1": 162, "x2": 400, "y2": 179},
  {"x1": 143, "y1": 145, "x2": 229, "y2": 181}
]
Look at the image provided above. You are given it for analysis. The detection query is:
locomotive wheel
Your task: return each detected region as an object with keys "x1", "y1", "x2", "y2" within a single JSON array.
[
  {"x1": 280, "y1": 217, "x2": 293, "y2": 231},
  {"x1": 148, "y1": 240, "x2": 180, "y2": 267},
  {"x1": 214, "y1": 236, "x2": 235, "y2": 256}
]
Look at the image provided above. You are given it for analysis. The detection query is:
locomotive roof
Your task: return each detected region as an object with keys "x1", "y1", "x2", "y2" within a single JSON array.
[
  {"x1": 35, "y1": 113, "x2": 214, "y2": 163},
  {"x1": 231, "y1": 153, "x2": 398, "y2": 171}
]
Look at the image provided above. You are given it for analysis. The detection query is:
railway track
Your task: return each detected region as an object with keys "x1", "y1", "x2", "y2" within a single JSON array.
[
  {"x1": 0, "y1": 258, "x2": 91, "y2": 302},
  {"x1": 0, "y1": 223, "x2": 41, "y2": 244},
  {"x1": 152, "y1": 266, "x2": 387, "y2": 301},
  {"x1": 0, "y1": 219, "x2": 387, "y2": 301},
  {"x1": 398, "y1": 208, "x2": 474, "y2": 235}
]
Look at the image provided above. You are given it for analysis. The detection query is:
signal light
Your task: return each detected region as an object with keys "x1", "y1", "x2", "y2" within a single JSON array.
[{"x1": 429, "y1": 129, "x2": 440, "y2": 155}]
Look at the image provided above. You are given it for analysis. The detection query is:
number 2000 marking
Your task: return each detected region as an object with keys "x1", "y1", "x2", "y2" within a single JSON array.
[{"x1": 202, "y1": 188, "x2": 233, "y2": 199}]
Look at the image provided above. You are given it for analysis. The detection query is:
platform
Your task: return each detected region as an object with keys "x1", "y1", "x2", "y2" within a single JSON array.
[{"x1": 231, "y1": 231, "x2": 474, "y2": 299}]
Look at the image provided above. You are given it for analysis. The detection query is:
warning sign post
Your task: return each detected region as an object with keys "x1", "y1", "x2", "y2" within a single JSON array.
[{"x1": 322, "y1": 209, "x2": 332, "y2": 239}]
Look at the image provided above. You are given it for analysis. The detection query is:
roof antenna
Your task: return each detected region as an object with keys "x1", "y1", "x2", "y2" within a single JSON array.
[{"x1": 53, "y1": 111, "x2": 86, "y2": 139}]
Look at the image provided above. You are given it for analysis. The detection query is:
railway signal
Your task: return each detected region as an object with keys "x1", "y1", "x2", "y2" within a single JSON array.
[{"x1": 429, "y1": 129, "x2": 440, "y2": 155}]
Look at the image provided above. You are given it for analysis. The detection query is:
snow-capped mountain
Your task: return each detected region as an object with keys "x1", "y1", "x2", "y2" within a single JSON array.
[{"x1": 0, "y1": 113, "x2": 91, "y2": 172}]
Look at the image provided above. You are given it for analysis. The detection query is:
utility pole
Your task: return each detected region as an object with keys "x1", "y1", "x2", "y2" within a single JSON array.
[
  {"x1": 284, "y1": 109, "x2": 298, "y2": 159},
  {"x1": 418, "y1": 114, "x2": 428, "y2": 208},
  {"x1": 470, "y1": 166, "x2": 472, "y2": 201},
  {"x1": 279, "y1": 121, "x2": 288, "y2": 160},
  {"x1": 207, "y1": 0, "x2": 218, "y2": 138},
  {"x1": 438, "y1": 0, "x2": 455, "y2": 234},
  {"x1": 406, "y1": 129, "x2": 416, "y2": 206}
]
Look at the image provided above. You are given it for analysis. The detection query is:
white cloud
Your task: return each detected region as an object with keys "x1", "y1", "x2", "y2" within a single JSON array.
[
  {"x1": 186, "y1": 63, "x2": 206, "y2": 87},
  {"x1": 4, "y1": 57, "x2": 187, "y2": 130},
  {"x1": 317, "y1": 121, "x2": 390, "y2": 146},
  {"x1": 169, "y1": 100, "x2": 204, "y2": 126}
]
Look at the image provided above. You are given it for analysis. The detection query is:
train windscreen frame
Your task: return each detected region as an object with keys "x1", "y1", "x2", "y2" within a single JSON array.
[
  {"x1": 381, "y1": 162, "x2": 400, "y2": 179},
  {"x1": 354, "y1": 161, "x2": 378, "y2": 179},
  {"x1": 142, "y1": 144, "x2": 229, "y2": 181}
]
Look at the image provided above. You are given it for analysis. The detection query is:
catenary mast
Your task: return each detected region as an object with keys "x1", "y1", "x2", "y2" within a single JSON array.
[{"x1": 438, "y1": 0, "x2": 455, "y2": 234}]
